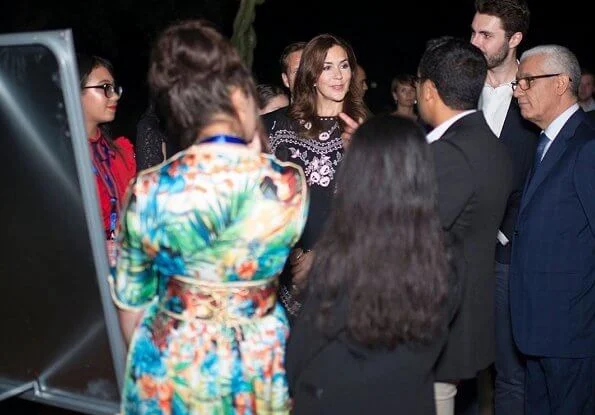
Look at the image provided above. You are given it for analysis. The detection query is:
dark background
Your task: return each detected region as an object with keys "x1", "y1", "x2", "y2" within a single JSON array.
[
  {"x1": 2, "y1": 0, "x2": 593, "y2": 141},
  {"x1": 0, "y1": 1, "x2": 592, "y2": 413}
]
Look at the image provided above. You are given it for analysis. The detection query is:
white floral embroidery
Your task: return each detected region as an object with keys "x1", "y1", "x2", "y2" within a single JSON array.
[
  {"x1": 305, "y1": 155, "x2": 334, "y2": 187},
  {"x1": 269, "y1": 118, "x2": 343, "y2": 189}
]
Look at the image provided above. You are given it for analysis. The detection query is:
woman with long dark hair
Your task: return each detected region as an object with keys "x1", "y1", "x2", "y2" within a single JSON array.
[
  {"x1": 286, "y1": 115, "x2": 450, "y2": 414},
  {"x1": 263, "y1": 33, "x2": 370, "y2": 322}
]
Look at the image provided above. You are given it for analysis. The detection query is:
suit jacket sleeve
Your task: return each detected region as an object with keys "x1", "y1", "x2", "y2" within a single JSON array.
[
  {"x1": 432, "y1": 139, "x2": 474, "y2": 234},
  {"x1": 574, "y1": 138, "x2": 595, "y2": 232}
]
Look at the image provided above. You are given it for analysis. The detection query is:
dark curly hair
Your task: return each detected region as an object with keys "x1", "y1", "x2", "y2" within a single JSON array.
[
  {"x1": 312, "y1": 114, "x2": 449, "y2": 348},
  {"x1": 475, "y1": 0, "x2": 530, "y2": 38},
  {"x1": 148, "y1": 19, "x2": 257, "y2": 150}
]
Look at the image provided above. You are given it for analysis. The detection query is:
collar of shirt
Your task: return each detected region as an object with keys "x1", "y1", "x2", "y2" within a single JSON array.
[
  {"x1": 426, "y1": 110, "x2": 477, "y2": 144},
  {"x1": 478, "y1": 85, "x2": 513, "y2": 137},
  {"x1": 544, "y1": 103, "x2": 580, "y2": 141}
]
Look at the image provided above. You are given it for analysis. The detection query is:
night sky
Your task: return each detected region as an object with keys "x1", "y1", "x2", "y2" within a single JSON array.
[{"x1": 2, "y1": 0, "x2": 593, "y2": 139}]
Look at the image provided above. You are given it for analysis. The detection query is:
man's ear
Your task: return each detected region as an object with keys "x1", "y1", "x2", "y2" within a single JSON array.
[
  {"x1": 282, "y1": 73, "x2": 290, "y2": 89},
  {"x1": 420, "y1": 79, "x2": 437, "y2": 104},
  {"x1": 555, "y1": 74, "x2": 572, "y2": 96},
  {"x1": 508, "y1": 31, "x2": 522, "y2": 49}
]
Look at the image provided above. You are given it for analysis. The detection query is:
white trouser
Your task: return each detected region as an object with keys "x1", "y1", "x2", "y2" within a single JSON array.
[{"x1": 434, "y1": 382, "x2": 457, "y2": 415}]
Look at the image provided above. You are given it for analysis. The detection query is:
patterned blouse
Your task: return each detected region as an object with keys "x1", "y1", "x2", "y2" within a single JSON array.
[
  {"x1": 264, "y1": 110, "x2": 344, "y2": 250},
  {"x1": 110, "y1": 143, "x2": 308, "y2": 414}
]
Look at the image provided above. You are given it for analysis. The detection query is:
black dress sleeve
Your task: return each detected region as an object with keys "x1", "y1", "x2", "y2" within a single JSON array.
[{"x1": 135, "y1": 108, "x2": 167, "y2": 171}]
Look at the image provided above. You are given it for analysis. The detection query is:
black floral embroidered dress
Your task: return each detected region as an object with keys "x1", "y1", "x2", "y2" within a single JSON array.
[{"x1": 263, "y1": 109, "x2": 345, "y2": 318}]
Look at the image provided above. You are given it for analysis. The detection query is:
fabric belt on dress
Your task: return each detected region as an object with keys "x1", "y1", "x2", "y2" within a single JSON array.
[{"x1": 158, "y1": 274, "x2": 278, "y2": 325}]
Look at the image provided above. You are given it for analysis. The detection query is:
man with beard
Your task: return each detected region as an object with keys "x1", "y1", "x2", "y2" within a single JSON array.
[{"x1": 471, "y1": 0, "x2": 538, "y2": 413}]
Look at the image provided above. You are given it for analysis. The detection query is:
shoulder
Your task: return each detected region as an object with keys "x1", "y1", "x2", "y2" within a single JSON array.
[
  {"x1": 262, "y1": 107, "x2": 295, "y2": 133},
  {"x1": 114, "y1": 136, "x2": 136, "y2": 169},
  {"x1": 262, "y1": 153, "x2": 306, "y2": 180},
  {"x1": 260, "y1": 153, "x2": 308, "y2": 197},
  {"x1": 574, "y1": 123, "x2": 595, "y2": 157},
  {"x1": 114, "y1": 136, "x2": 134, "y2": 153},
  {"x1": 431, "y1": 138, "x2": 471, "y2": 168}
]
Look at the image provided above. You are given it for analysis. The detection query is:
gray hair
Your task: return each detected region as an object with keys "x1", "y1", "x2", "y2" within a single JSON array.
[{"x1": 520, "y1": 45, "x2": 581, "y2": 97}]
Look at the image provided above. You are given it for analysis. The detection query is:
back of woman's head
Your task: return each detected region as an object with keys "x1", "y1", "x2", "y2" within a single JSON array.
[
  {"x1": 148, "y1": 19, "x2": 257, "y2": 149},
  {"x1": 313, "y1": 114, "x2": 449, "y2": 348}
]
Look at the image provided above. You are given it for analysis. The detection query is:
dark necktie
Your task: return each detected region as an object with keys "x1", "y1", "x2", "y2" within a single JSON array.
[{"x1": 533, "y1": 132, "x2": 550, "y2": 171}]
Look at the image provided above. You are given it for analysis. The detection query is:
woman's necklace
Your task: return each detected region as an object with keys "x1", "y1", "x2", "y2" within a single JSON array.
[
  {"x1": 301, "y1": 117, "x2": 340, "y2": 141},
  {"x1": 318, "y1": 119, "x2": 339, "y2": 141}
]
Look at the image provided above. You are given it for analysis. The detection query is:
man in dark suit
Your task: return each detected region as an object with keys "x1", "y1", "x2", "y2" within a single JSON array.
[
  {"x1": 510, "y1": 45, "x2": 595, "y2": 414},
  {"x1": 470, "y1": 1, "x2": 538, "y2": 412},
  {"x1": 416, "y1": 36, "x2": 513, "y2": 414}
]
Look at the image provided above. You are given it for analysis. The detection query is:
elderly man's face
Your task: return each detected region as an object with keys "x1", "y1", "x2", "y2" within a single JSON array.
[{"x1": 513, "y1": 54, "x2": 565, "y2": 129}]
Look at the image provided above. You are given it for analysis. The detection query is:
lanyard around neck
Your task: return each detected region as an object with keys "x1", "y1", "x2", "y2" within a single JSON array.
[{"x1": 200, "y1": 135, "x2": 246, "y2": 145}]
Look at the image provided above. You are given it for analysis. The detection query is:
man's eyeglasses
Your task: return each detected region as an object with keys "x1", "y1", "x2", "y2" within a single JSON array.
[
  {"x1": 82, "y1": 83, "x2": 123, "y2": 98},
  {"x1": 510, "y1": 73, "x2": 570, "y2": 91}
]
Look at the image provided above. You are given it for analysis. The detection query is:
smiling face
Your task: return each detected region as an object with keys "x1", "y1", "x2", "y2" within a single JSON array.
[
  {"x1": 315, "y1": 44, "x2": 352, "y2": 106},
  {"x1": 81, "y1": 65, "x2": 120, "y2": 132}
]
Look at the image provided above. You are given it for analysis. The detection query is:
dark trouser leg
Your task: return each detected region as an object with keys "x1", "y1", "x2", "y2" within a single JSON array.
[
  {"x1": 540, "y1": 356, "x2": 595, "y2": 414},
  {"x1": 524, "y1": 357, "x2": 549, "y2": 415},
  {"x1": 494, "y1": 261, "x2": 525, "y2": 414}
]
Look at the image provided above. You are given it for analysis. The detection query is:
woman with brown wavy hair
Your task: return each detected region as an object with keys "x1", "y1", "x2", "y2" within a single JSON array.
[
  {"x1": 262, "y1": 33, "x2": 369, "y2": 323},
  {"x1": 286, "y1": 115, "x2": 451, "y2": 414}
]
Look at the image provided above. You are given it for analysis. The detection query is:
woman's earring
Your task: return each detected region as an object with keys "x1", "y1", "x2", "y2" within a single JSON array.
[{"x1": 313, "y1": 83, "x2": 317, "y2": 88}]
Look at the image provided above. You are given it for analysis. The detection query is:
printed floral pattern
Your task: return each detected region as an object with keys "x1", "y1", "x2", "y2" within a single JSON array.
[{"x1": 111, "y1": 145, "x2": 308, "y2": 414}]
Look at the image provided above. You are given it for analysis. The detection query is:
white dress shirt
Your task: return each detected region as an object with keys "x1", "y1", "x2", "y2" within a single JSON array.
[
  {"x1": 541, "y1": 103, "x2": 580, "y2": 161},
  {"x1": 478, "y1": 83, "x2": 514, "y2": 137},
  {"x1": 426, "y1": 110, "x2": 477, "y2": 144}
]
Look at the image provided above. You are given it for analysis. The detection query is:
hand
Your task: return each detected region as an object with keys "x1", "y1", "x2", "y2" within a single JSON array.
[
  {"x1": 289, "y1": 248, "x2": 315, "y2": 291},
  {"x1": 338, "y1": 112, "x2": 363, "y2": 148}
]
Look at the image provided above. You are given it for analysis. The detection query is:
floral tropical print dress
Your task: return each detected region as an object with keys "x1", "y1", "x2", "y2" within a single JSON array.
[{"x1": 110, "y1": 143, "x2": 308, "y2": 414}]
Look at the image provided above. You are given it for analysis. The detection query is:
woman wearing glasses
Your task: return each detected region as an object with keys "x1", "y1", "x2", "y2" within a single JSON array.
[{"x1": 77, "y1": 54, "x2": 136, "y2": 265}]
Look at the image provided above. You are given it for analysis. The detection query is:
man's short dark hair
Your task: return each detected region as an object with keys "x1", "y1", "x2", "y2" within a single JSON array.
[
  {"x1": 418, "y1": 36, "x2": 487, "y2": 110},
  {"x1": 279, "y1": 41, "x2": 306, "y2": 74},
  {"x1": 475, "y1": 0, "x2": 530, "y2": 37}
]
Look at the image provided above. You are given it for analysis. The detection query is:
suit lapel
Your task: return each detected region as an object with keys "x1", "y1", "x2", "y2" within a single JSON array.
[
  {"x1": 520, "y1": 110, "x2": 585, "y2": 212},
  {"x1": 498, "y1": 98, "x2": 516, "y2": 140}
]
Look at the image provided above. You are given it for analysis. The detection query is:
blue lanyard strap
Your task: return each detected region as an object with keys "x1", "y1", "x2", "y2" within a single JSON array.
[
  {"x1": 91, "y1": 137, "x2": 120, "y2": 235},
  {"x1": 200, "y1": 135, "x2": 246, "y2": 145}
]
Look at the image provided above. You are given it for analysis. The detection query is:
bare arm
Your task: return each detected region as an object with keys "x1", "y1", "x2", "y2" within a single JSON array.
[{"x1": 117, "y1": 308, "x2": 144, "y2": 347}]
